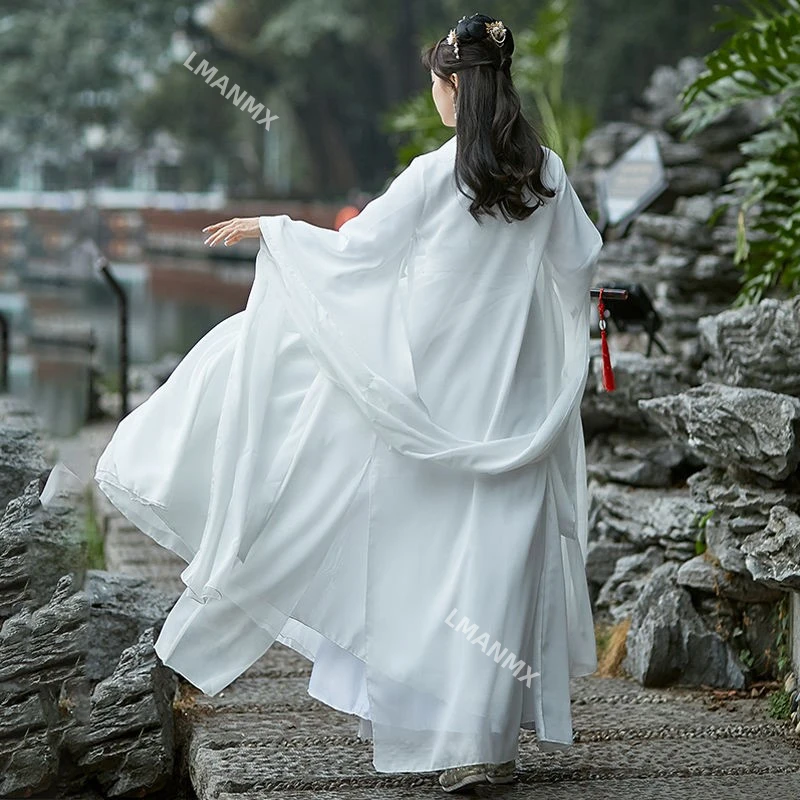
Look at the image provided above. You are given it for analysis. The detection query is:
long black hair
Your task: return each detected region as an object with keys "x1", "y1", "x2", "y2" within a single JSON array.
[{"x1": 421, "y1": 13, "x2": 556, "y2": 224}]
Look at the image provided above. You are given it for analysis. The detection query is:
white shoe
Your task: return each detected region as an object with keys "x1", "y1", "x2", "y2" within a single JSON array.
[
  {"x1": 438, "y1": 759, "x2": 517, "y2": 792},
  {"x1": 438, "y1": 763, "x2": 489, "y2": 793},
  {"x1": 486, "y1": 759, "x2": 517, "y2": 784}
]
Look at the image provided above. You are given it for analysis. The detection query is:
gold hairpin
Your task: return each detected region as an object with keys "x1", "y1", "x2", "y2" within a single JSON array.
[{"x1": 486, "y1": 20, "x2": 507, "y2": 46}]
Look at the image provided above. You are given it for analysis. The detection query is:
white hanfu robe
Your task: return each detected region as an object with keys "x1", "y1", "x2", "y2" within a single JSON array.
[{"x1": 93, "y1": 133, "x2": 604, "y2": 773}]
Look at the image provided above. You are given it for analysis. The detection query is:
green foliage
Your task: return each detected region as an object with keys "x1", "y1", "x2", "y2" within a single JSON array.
[
  {"x1": 692, "y1": 508, "x2": 714, "y2": 555},
  {"x1": 96, "y1": 370, "x2": 120, "y2": 394},
  {"x1": 382, "y1": 93, "x2": 454, "y2": 169},
  {"x1": 772, "y1": 592, "x2": 792, "y2": 677},
  {"x1": 768, "y1": 688, "x2": 792, "y2": 719},
  {"x1": 0, "y1": 0, "x2": 184, "y2": 148},
  {"x1": 594, "y1": 621, "x2": 613, "y2": 656},
  {"x1": 674, "y1": 0, "x2": 800, "y2": 307},
  {"x1": 0, "y1": 0, "x2": 778, "y2": 197},
  {"x1": 694, "y1": 529, "x2": 707, "y2": 556},
  {"x1": 83, "y1": 482, "x2": 105, "y2": 570},
  {"x1": 566, "y1": 0, "x2": 752, "y2": 122},
  {"x1": 706, "y1": 201, "x2": 731, "y2": 228},
  {"x1": 510, "y1": 0, "x2": 596, "y2": 171},
  {"x1": 385, "y1": 0, "x2": 596, "y2": 171},
  {"x1": 737, "y1": 642, "x2": 756, "y2": 669},
  {"x1": 739, "y1": 593, "x2": 794, "y2": 680}
]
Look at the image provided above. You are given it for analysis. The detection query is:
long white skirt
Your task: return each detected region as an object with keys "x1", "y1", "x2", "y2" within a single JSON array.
[{"x1": 94, "y1": 239, "x2": 598, "y2": 773}]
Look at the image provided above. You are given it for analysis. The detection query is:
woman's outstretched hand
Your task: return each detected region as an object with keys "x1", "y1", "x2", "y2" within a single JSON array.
[{"x1": 202, "y1": 217, "x2": 260, "y2": 247}]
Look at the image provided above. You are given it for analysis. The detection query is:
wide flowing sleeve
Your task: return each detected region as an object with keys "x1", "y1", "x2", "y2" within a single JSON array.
[
  {"x1": 542, "y1": 160, "x2": 604, "y2": 312},
  {"x1": 257, "y1": 151, "x2": 604, "y2": 475},
  {"x1": 258, "y1": 155, "x2": 426, "y2": 399}
]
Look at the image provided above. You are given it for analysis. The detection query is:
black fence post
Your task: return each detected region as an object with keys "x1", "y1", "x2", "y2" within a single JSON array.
[
  {"x1": 0, "y1": 312, "x2": 8, "y2": 392},
  {"x1": 95, "y1": 255, "x2": 129, "y2": 418}
]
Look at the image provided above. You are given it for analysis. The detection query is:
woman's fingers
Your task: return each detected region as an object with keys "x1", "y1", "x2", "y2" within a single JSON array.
[
  {"x1": 202, "y1": 218, "x2": 233, "y2": 233},
  {"x1": 203, "y1": 229, "x2": 225, "y2": 246},
  {"x1": 204, "y1": 225, "x2": 235, "y2": 247},
  {"x1": 202, "y1": 217, "x2": 256, "y2": 246}
]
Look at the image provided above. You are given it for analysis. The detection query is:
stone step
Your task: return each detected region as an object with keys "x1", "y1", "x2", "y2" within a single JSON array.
[
  {"x1": 190, "y1": 731, "x2": 800, "y2": 797},
  {"x1": 210, "y1": 774, "x2": 800, "y2": 800},
  {"x1": 105, "y1": 537, "x2": 184, "y2": 568},
  {"x1": 242, "y1": 644, "x2": 311, "y2": 678},
  {"x1": 179, "y1": 648, "x2": 800, "y2": 799}
]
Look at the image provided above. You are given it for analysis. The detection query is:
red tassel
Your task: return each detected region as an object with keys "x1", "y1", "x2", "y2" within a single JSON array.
[{"x1": 597, "y1": 288, "x2": 616, "y2": 392}]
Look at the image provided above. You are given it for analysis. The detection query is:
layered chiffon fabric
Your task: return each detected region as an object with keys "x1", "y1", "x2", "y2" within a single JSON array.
[{"x1": 93, "y1": 134, "x2": 604, "y2": 772}]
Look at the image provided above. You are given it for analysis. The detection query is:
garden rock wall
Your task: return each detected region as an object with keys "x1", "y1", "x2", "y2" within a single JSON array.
[
  {"x1": 575, "y1": 56, "x2": 800, "y2": 695},
  {"x1": 583, "y1": 295, "x2": 800, "y2": 691}
]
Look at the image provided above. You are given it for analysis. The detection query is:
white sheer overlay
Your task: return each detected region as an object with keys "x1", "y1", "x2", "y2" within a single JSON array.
[{"x1": 94, "y1": 134, "x2": 604, "y2": 772}]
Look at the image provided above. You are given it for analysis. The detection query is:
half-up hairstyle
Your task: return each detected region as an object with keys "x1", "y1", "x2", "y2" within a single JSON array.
[{"x1": 422, "y1": 13, "x2": 557, "y2": 224}]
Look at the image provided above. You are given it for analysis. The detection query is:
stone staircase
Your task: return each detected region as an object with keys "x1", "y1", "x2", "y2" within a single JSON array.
[{"x1": 178, "y1": 664, "x2": 800, "y2": 798}]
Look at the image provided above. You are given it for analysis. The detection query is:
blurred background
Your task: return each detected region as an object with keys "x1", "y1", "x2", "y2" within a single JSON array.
[{"x1": 0, "y1": 0, "x2": 749, "y2": 435}]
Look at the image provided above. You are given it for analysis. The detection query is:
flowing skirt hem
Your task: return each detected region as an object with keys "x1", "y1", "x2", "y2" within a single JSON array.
[
  {"x1": 94, "y1": 465, "x2": 371, "y2": 690},
  {"x1": 94, "y1": 460, "x2": 595, "y2": 767}
]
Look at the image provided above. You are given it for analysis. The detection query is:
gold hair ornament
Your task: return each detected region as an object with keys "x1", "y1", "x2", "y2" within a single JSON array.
[
  {"x1": 446, "y1": 27, "x2": 461, "y2": 60},
  {"x1": 486, "y1": 20, "x2": 507, "y2": 46},
  {"x1": 446, "y1": 17, "x2": 508, "y2": 60}
]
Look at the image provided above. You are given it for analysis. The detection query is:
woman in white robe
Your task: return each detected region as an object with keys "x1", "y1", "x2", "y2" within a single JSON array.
[{"x1": 93, "y1": 12, "x2": 604, "y2": 788}]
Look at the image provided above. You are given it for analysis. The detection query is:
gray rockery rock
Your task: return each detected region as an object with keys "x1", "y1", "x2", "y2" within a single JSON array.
[
  {"x1": 697, "y1": 295, "x2": 800, "y2": 396},
  {"x1": 638, "y1": 383, "x2": 800, "y2": 482},
  {"x1": 623, "y1": 563, "x2": 747, "y2": 688},
  {"x1": 0, "y1": 405, "x2": 179, "y2": 798},
  {"x1": 740, "y1": 506, "x2": 800, "y2": 591}
]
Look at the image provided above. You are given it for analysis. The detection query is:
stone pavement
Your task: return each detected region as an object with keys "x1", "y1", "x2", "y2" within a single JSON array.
[
  {"x1": 46, "y1": 421, "x2": 800, "y2": 800},
  {"x1": 179, "y1": 659, "x2": 800, "y2": 799}
]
